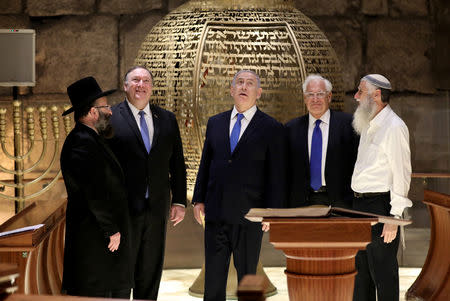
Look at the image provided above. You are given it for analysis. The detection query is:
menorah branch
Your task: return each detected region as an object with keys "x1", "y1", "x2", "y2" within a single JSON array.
[{"x1": 0, "y1": 100, "x2": 71, "y2": 213}]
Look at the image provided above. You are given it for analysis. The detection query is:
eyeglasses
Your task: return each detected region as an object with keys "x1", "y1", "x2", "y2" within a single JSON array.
[
  {"x1": 130, "y1": 78, "x2": 152, "y2": 85},
  {"x1": 304, "y1": 91, "x2": 328, "y2": 99},
  {"x1": 94, "y1": 105, "x2": 111, "y2": 110}
]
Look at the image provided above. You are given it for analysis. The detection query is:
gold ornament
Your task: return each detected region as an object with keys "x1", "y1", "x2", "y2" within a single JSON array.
[{"x1": 136, "y1": 0, "x2": 344, "y2": 199}]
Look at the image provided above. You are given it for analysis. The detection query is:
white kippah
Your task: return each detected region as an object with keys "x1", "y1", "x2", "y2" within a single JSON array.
[{"x1": 362, "y1": 74, "x2": 392, "y2": 90}]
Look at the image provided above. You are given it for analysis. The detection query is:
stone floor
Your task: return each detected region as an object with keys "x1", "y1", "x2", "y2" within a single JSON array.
[{"x1": 158, "y1": 267, "x2": 421, "y2": 300}]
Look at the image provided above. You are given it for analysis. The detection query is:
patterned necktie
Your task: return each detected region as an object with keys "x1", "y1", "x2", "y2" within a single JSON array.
[
  {"x1": 230, "y1": 113, "x2": 244, "y2": 153},
  {"x1": 310, "y1": 119, "x2": 322, "y2": 191},
  {"x1": 138, "y1": 111, "x2": 151, "y2": 153}
]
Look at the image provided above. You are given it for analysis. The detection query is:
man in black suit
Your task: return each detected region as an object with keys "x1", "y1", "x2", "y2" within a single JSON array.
[
  {"x1": 192, "y1": 70, "x2": 286, "y2": 301},
  {"x1": 61, "y1": 77, "x2": 132, "y2": 298},
  {"x1": 108, "y1": 66, "x2": 187, "y2": 300},
  {"x1": 286, "y1": 74, "x2": 358, "y2": 208}
]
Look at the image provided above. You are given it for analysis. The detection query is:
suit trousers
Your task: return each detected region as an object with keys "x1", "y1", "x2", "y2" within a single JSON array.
[
  {"x1": 65, "y1": 288, "x2": 131, "y2": 299},
  {"x1": 204, "y1": 221, "x2": 264, "y2": 301},
  {"x1": 131, "y1": 208, "x2": 167, "y2": 300},
  {"x1": 352, "y1": 193, "x2": 400, "y2": 301},
  {"x1": 307, "y1": 190, "x2": 330, "y2": 206}
]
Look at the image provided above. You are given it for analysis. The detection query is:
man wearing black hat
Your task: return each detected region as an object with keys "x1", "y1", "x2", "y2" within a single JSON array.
[{"x1": 60, "y1": 77, "x2": 132, "y2": 298}]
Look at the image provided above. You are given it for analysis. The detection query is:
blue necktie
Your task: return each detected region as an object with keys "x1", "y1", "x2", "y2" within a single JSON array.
[
  {"x1": 138, "y1": 111, "x2": 151, "y2": 153},
  {"x1": 310, "y1": 119, "x2": 322, "y2": 191},
  {"x1": 230, "y1": 113, "x2": 244, "y2": 153}
]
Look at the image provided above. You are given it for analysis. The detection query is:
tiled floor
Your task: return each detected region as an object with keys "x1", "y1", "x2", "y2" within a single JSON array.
[{"x1": 158, "y1": 267, "x2": 421, "y2": 300}]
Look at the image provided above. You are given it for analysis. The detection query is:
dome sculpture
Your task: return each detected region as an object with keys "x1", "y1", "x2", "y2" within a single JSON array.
[{"x1": 135, "y1": 0, "x2": 343, "y2": 198}]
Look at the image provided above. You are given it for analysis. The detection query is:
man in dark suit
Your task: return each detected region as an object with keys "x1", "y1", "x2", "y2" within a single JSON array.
[
  {"x1": 192, "y1": 70, "x2": 286, "y2": 301},
  {"x1": 108, "y1": 66, "x2": 187, "y2": 301},
  {"x1": 60, "y1": 77, "x2": 132, "y2": 298},
  {"x1": 286, "y1": 74, "x2": 358, "y2": 208}
]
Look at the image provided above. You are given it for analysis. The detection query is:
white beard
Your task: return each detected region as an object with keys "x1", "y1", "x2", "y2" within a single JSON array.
[{"x1": 352, "y1": 95, "x2": 378, "y2": 134}]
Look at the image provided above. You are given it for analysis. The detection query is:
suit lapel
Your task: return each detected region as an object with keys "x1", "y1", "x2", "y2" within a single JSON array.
[
  {"x1": 119, "y1": 101, "x2": 148, "y2": 154},
  {"x1": 97, "y1": 135, "x2": 124, "y2": 178},
  {"x1": 232, "y1": 109, "x2": 264, "y2": 155},
  {"x1": 78, "y1": 123, "x2": 125, "y2": 179},
  {"x1": 325, "y1": 110, "x2": 337, "y2": 170},
  {"x1": 150, "y1": 104, "x2": 160, "y2": 151},
  {"x1": 300, "y1": 115, "x2": 310, "y2": 168},
  {"x1": 220, "y1": 110, "x2": 232, "y2": 155}
]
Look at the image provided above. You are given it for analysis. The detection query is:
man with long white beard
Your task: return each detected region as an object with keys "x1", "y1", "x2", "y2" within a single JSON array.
[{"x1": 351, "y1": 74, "x2": 412, "y2": 301}]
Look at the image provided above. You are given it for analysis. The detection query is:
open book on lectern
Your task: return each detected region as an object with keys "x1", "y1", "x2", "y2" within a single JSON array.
[{"x1": 245, "y1": 206, "x2": 412, "y2": 226}]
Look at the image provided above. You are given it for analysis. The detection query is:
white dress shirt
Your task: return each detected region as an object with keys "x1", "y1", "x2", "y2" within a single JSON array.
[
  {"x1": 308, "y1": 109, "x2": 330, "y2": 186},
  {"x1": 126, "y1": 99, "x2": 185, "y2": 208},
  {"x1": 229, "y1": 105, "x2": 257, "y2": 139},
  {"x1": 351, "y1": 105, "x2": 412, "y2": 216},
  {"x1": 126, "y1": 99, "x2": 154, "y2": 146}
]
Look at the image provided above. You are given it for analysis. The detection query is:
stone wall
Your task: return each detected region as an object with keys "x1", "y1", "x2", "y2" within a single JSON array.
[
  {"x1": 0, "y1": 0, "x2": 449, "y2": 267},
  {"x1": 0, "y1": 0, "x2": 448, "y2": 94},
  {"x1": 1, "y1": 0, "x2": 447, "y2": 195}
]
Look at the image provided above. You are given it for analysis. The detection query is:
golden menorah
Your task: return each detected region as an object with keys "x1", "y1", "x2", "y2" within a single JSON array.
[{"x1": 0, "y1": 100, "x2": 71, "y2": 213}]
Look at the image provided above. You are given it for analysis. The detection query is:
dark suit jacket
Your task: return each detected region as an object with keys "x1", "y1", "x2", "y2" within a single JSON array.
[
  {"x1": 285, "y1": 110, "x2": 359, "y2": 208},
  {"x1": 61, "y1": 123, "x2": 132, "y2": 295},
  {"x1": 192, "y1": 108, "x2": 286, "y2": 224},
  {"x1": 108, "y1": 101, "x2": 186, "y2": 217}
]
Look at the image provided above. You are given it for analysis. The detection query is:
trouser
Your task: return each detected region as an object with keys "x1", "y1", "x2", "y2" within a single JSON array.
[
  {"x1": 131, "y1": 208, "x2": 167, "y2": 300},
  {"x1": 307, "y1": 190, "x2": 330, "y2": 206},
  {"x1": 352, "y1": 193, "x2": 400, "y2": 301},
  {"x1": 204, "y1": 221, "x2": 263, "y2": 301},
  {"x1": 65, "y1": 288, "x2": 131, "y2": 299}
]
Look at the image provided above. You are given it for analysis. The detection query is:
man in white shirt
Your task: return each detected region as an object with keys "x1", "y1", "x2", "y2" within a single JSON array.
[{"x1": 351, "y1": 74, "x2": 412, "y2": 301}]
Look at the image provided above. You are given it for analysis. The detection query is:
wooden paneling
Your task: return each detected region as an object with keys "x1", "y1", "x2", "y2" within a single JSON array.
[{"x1": 0, "y1": 199, "x2": 66, "y2": 295}]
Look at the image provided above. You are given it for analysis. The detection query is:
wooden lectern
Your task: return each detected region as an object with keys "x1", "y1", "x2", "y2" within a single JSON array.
[
  {"x1": 0, "y1": 199, "x2": 66, "y2": 295},
  {"x1": 246, "y1": 207, "x2": 411, "y2": 301},
  {"x1": 406, "y1": 190, "x2": 450, "y2": 300}
]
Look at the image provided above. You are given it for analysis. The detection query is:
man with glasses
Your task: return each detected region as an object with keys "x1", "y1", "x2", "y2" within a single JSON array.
[
  {"x1": 60, "y1": 77, "x2": 132, "y2": 298},
  {"x1": 286, "y1": 74, "x2": 359, "y2": 208},
  {"x1": 108, "y1": 66, "x2": 186, "y2": 301}
]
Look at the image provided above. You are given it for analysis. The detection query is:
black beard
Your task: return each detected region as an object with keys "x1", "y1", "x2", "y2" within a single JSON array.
[
  {"x1": 95, "y1": 111, "x2": 114, "y2": 138},
  {"x1": 98, "y1": 124, "x2": 114, "y2": 139}
]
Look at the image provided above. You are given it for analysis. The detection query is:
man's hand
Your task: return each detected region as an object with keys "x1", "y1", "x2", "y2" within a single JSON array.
[
  {"x1": 170, "y1": 205, "x2": 186, "y2": 226},
  {"x1": 193, "y1": 203, "x2": 205, "y2": 225},
  {"x1": 108, "y1": 232, "x2": 120, "y2": 252},
  {"x1": 381, "y1": 223, "x2": 398, "y2": 243},
  {"x1": 262, "y1": 222, "x2": 270, "y2": 232}
]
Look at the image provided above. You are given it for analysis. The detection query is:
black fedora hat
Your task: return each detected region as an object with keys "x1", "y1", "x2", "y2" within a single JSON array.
[{"x1": 62, "y1": 76, "x2": 116, "y2": 116}]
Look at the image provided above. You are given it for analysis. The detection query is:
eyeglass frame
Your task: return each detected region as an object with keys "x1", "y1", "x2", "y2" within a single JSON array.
[
  {"x1": 304, "y1": 91, "x2": 329, "y2": 99},
  {"x1": 94, "y1": 105, "x2": 112, "y2": 110}
]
